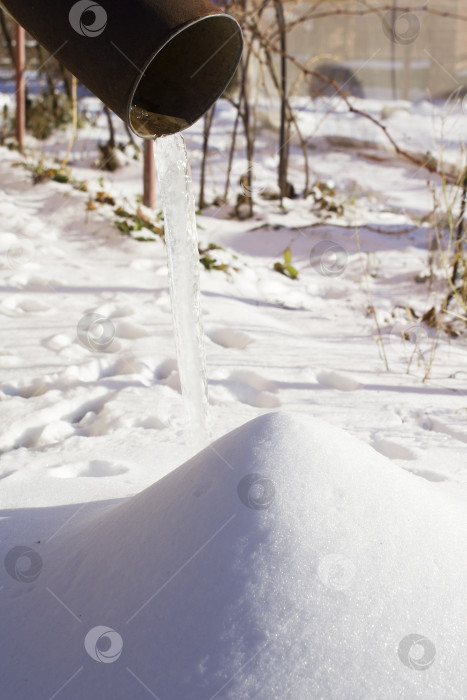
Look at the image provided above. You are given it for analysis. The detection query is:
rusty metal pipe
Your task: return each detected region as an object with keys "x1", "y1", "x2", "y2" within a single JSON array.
[
  {"x1": 1, "y1": 0, "x2": 243, "y2": 138},
  {"x1": 14, "y1": 22, "x2": 25, "y2": 151}
]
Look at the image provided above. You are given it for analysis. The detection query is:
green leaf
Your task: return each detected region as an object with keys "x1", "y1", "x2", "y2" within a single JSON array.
[
  {"x1": 284, "y1": 264, "x2": 299, "y2": 279},
  {"x1": 200, "y1": 256, "x2": 216, "y2": 270},
  {"x1": 283, "y1": 247, "x2": 292, "y2": 264},
  {"x1": 52, "y1": 172, "x2": 69, "y2": 183},
  {"x1": 116, "y1": 221, "x2": 132, "y2": 234},
  {"x1": 115, "y1": 207, "x2": 133, "y2": 218},
  {"x1": 274, "y1": 261, "x2": 298, "y2": 279}
]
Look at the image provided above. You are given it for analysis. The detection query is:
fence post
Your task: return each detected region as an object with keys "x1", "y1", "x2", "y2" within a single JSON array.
[
  {"x1": 143, "y1": 139, "x2": 156, "y2": 209},
  {"x1": 15, "y1": 23, "x2": 25, "y2": 152}
]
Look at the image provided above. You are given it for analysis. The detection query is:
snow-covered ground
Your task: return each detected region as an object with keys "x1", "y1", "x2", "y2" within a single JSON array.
[{"x1": 0, "y1": 95, "x2": 466, "y2": 698}]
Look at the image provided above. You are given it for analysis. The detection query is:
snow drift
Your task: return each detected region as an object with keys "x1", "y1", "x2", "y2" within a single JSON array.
[{"x1": 1, "y1": 412, "x2": 466, "y2": 699}]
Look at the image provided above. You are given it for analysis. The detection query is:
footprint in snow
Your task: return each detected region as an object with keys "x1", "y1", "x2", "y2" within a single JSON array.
[
  {"x1": 372, "y1": 437, "x2": 416, "y2": 461},
  {"x1": 215, "y1": 369, "x2": 281, "y2": 409},
  {"x1": 114, "y1": 320, "x2": 151, "y2": 340},
  {"x1": 155, "y1": 358, "x2": 181, "y2": 391},
  {"x1": 401, "y1": 467, "x2": 448, "y2": 483},
  {"x1": 51, "y1": 460, "x2": 128, "y2": 479},
  {"x1": 207, "y1": 328, "x2": 252, "y2": 350},
  {"x1": 0, "y1": 296, "x2": 50, "y2": 315},
  {"x1": 8, "y1": 273, "x2": 59, "y2": 290},
  {"x1": 93, "y1": 302, "x2": 136, "y2": 319},
  {"x1": 33, "y1": 421, "x2": 76, "y2": 448},
  {"x1": 2, "y1": 376, "x2": 51, "y2": 399},
  {"x1": 316, "y1": 370, "x2": 362, "y2": 392},
  {"x1": 420, "y1": 415, "x2": 467, "y2": 445},
  {"x1": 44, "y1": 334, "x2": 73, "y2": 352}
]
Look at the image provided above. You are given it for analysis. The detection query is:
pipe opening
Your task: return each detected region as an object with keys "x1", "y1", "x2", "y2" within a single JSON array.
[{"x1": 129, "y1": 14, "x2": 243, "y2": 139}]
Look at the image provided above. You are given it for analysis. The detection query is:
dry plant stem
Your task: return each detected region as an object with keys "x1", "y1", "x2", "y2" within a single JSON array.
[
  {"x1": 0, "y1": 8, "x2": 15, "y2": 67},
  {"x1": 36, "y1": 44, "x2": 57, "y2": 109},
  {"x1": 222, "y1": 4, "x2": 259, "y2": 204},
  {"x1": 242, "y1": 4, "x2": 307, "y2": 194},
  {"x1": 239, "y1": 29, "x2": 258, "y2": 216},
  {"x1": 199, "y1": 103, "x2": 216, "y2": 209},
  {"x1": 223, "y1": 0, "x2": 274, "y2": 205},
  {"x1": 271, "y1": 40, "x2": 462, "y2": 183},
  {"x1": 405, "y1": 332, "x2": 436, "y2": 382},
  {"x1": 103, "y1": 104, "x2": 115, "y2": 149},
  {"x1": 241, "y1": 4, "x2": 462, "y2": 185},
  {"x1": 234, "y1": 1, "x2": 257, "y2": 214},
  {"x1": 274, "y1": 0, "x2": 289, "y2": 201},
  {"x1": 242, "y1": 77, "x2": 254, "y2": 217},
  {"x1": 59, "y1": 63, "x2": 72, "y2": 101},
  {"x1": 355, "y1": 227, "x2": 390, "y2": 371},
  {"x1": 224, "y1": 29, "x2": 256, "y2": 212},
  {"x1": 30, "y1": 42, "x2": 71, "y2": 106},
  {"x1": 266, "y1": 3, "x2": 467, "y2": 38},
  {"x1": 237, "y1": 0, "x2": 461, "y2": 202},
  {"x1": 223, "y1": 93, "x2": 242, "y2": 202},
  {"x1": 422, "y1": 336, "x2": 438, "y2": 382},
  {"x1": 257, "y1": 39, "x2": 310, "y2": 194},
  {"x1": 444, "y1": 169, "x2": 467, "y2": 310},
  {"x1": 430, "y1": 181, "x2": 459, "y2": 315},
  {"x1": 61, "y1": 75, "x2": 77, "y2": 169}
]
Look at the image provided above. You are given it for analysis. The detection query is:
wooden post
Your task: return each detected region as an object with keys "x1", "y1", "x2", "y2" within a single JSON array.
[
  {"x1": 15, "y1": 23, "x2": 25, "y2": 152},
  {"x1": 143, "y1": 139, "x2": 156, "y2": 209}
]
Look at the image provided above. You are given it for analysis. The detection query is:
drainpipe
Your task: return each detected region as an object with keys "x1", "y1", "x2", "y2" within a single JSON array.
[{"x1": 1, "y1": 0, "x2": 243, "y2": 139}]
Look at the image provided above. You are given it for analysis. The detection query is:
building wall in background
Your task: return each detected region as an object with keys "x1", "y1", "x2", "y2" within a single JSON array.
[{"x1": 271, "y1": 0, "x2": 466, "y2": 101}]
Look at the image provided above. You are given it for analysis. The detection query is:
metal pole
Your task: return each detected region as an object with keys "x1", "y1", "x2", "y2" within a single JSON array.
[
  {"x1": 15, "y1": 22, "x2": 25, "y2": 152},
  {"x1": 143, "y1": 139, "x2": 156, "y2": 208}
]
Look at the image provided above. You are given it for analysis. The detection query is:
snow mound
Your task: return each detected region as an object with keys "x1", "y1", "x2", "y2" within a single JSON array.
[{"x1": 2, "y1": 412, "x2": 466, "y2": 699}]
